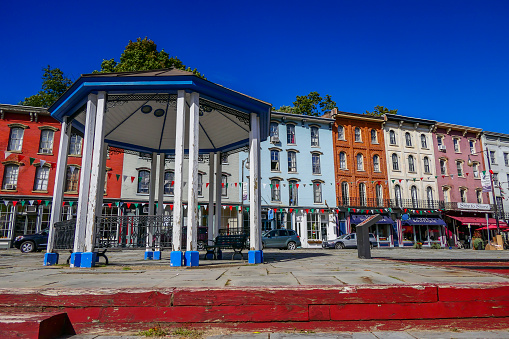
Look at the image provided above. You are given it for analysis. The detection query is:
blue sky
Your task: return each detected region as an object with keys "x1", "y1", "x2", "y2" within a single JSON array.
[{"x1": 1, "y1": 0, "x2": 508, "y2": 133}]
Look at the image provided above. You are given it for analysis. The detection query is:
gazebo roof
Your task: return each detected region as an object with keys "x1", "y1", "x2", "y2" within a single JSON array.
[{"x1": 49, "y1": 69, "x2": 271, "y2": 154}]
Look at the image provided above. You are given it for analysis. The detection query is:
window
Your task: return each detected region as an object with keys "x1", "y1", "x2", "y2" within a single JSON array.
[
  {"x1": 337, "y1": 125, "x2": 345, "y2": 140},
  {"x1": 356, "y1": 153, "x2": 364, "y2": 171},
  {"x1": 470, "y1": 140, "x2": 476, "y2": 154},
  {"x1": 411, "y1": 186, "x2": 418, "y2": 208},
  {"x1": 310, "y1": 126, "x2": 319, "y2": 146},
  {"x1": 373, "y1": 155, "x2": 380, "y2": 172},
  {"x1": 287, "y1": 151, "x2": 297, "y2": 172},
  {"x1": 389, "y1": 130, "x2": 396, "y2": 145},
  {"x1": 270, "y1": 150, "x2": 280, "y2": 171},
  {"x1": 339, "y1": 152, "x2": 347, "y2": 169},
  {"x1": 198, "y1": 173, "x2": 203, "y2": 196},
  {"x1": 490, "y1": 151, "x2": 496, "y2": 164},
  {"x1": 395, "y1": 185, "x2": 402, "y2": 207},
  {"x1": 69, "y1": 134, "x2": 83, "y2": 156},
  {"x1": 354, "y1": 127, "x2": 361, "y2": 142},
  {"x1": 341, "y1": 182, "x2": 349, "y2": 205},
  {"x1": 427, "y1": 187, "x2": 434, "y2": 206},
  {"x1": 8, "y1": 127, "x2": 24, "y2": 152},
  {"x1": 222, "y1": 175, "x2": 228, "y2": 196},
  {"x1": 493, "y1": 173, "x2": 499, "y2": 187},
  {"x1": 38, "y1": 130, "x2": 54, "y2": 154},
  {"x1": 473, "y1": 162, "x2": 479, "y2": 178},
  {"x1": 423, "y1": 156, "x2": 430, "y2": 173},
  {"x1": 270, "y1": 122, "x2": 279, "y2": 139},
  {"x1": 443, "y1": 187, "x2": 451, "y2": 203},
  {"x1": 312, "y1": 153, "x2": 321, "y2": 174},
  {"x1": 164, "y1": 171, "x2": 174, "y2": 195},
  {"x1": 408, "y1": 155, "x2": 415, "y2": 172},
  {"x1": 289, "y1": 180, "x2": 298, "y2": 206},
  {"x1": 33, "y1": 166, "x2": 49, "y2": 191},
  {"x1": 65, "y1": 166, "x2": 80, "y2": 192},
  {"x1": 376, "y1": 184, "x2": 383, "y2": 206},
  {"x1": 271, "y1": 179, "x2": 281, "y2": 202},
  {"x1": 137, "y1": 170, "x2": 150, "y2": 194},
  {"x1": 313, "y1": 182, "x2": 322, "y2": 203},
  {"x1": 371, "y1": 129, "x2": 377, "y2": 143},
  {"x1": 476, "y1": 190, "x2": 483, "y2": 204},
  {"x1": 504, "y1": 153, "x2": 509, "y2": 166},
  {"x1": 421, "y1": 134, "x2": 427, "y2": 148},
  {"x1": 453, "y1": 138, "x2": 460, "y2": 152},
  {"x1": 307, "y1": 212, "x2": 326, "y2": 240},
  {"x1": 2, "y1": 165, "x2": 19, "y2": 190},
  {"x1": 287, "y1": 124, "x2": 296, "y2": 144},
  {"x1": 460, "y1": 188, "x2": 467, "y2": 203},
  {"x1": 392, "y1": 153, "x2": 399, "y2": 171},
  {"x1": 405, "y1": 132, "x2": 412, "y2": 147},
  {"x1": 456, "y1": 160, "x2": 463, "y2": 177},
  {"x1": 440, "y1": 159, "x2": 447, "y2": 175},
  {"x1": 437, "y1": 136, "x2": 443, "y2": 146},
  {"x1": 359, "y1": 183, "x2": 366, "y2": 206}
]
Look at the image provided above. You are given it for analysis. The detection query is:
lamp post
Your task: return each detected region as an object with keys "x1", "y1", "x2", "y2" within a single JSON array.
[{"x1": 468, "y1": 148, "x2": 500, "y2": 235}]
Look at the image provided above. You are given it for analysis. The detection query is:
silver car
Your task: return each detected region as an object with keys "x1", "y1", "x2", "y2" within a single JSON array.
[{"x1": 322, "y1": 233, "x2": 377, "y2": 249}]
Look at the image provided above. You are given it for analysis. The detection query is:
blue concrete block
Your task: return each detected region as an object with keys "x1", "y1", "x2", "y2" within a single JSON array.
[
  {"x1": 153, "y1": 251, "x2": 161, "y2": 260},
  {"x1": 80, "y1": 252, "x2": 97, "y2": 268},
  {"x1": 70, "y1": 252, "x2": 82, "y2": 267},
  {"x1": 144, "y1": 251, "x2": 154, "y2": 260},
  {"x1": 184, "y1": 251, "x2": 199, "y2": 267},
  {"x1": 205, "y1": 251, "x2": 215, "y2": 260},
  {"x1": 216, "y1": 249, "x2": 223, "y2": 260},
  {"x1": 170, "y1": 251, "x2": 183, "y2": 267},
  {"x1": 248, "y1": 250, "x2": 263, "y2": 264},
  {"x1": 44, "y1": 253, "x2": 59, "y2": 266}
]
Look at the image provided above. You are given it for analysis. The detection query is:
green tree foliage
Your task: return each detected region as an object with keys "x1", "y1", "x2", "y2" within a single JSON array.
[
  {"x1": 276, "y1": 92, "x2": 337, "y2": 116},
  {"x1": 365, "y1": 105, "x2": 398, "y2": 116},
  {"x1": 20, "y1": 66, "x2": 72, "y2": 107},
  {"x1": 98, "y1": 37, "x2": 204, "y2": 78}
]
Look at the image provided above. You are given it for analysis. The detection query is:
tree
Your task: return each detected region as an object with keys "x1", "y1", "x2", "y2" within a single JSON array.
[
  {"x1": 276, "y1": 92, "x2": 337, "y2": 116},
  {"x1": 98, "y1": 37, "x2": 204, "y2": 78},
  {"x1": 20, "y1": 66, "x2": 73, "y2": 107},
  {"x1": 365, "y1": 105, "x2": 398, "y2": 116}
]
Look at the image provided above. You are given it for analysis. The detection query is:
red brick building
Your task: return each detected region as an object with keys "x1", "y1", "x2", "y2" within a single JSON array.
[{"x1": 0, "y1": 104, "x2": 123, "y2": 248}]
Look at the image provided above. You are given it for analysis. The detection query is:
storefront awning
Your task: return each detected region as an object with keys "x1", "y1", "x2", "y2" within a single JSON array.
[
  {"x1": 351, "y1": 214, "x2": 395, "y2": 225},
  {"x1": 448, "y1": 216, "x2": 508, "y2": 227},
  {"x1": 402, "y1": 217, "x2": 446, "y2": 226}
]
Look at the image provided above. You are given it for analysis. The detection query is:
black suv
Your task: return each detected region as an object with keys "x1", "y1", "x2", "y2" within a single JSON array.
[{"x1": 13, "y1": 229, "x2": 49, "y2": 253}]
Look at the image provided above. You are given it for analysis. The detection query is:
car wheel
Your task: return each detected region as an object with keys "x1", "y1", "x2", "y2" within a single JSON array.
[
  {"x1": 197, "y1": 241, "x2": 205, "y2": 251},
  {"x1": 287, "y1": 241, "x2": 297, "y2": 250},
  {"x1": 335, "y1": 242, "x2": 345, "y2": 249},
  {"x1": 20, "y1": 241, "x2": 36, "y2": 253}
]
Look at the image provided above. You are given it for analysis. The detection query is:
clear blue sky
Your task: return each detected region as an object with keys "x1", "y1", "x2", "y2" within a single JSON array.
[{"x1": 1, "y1": 0, "x2": 508, "y2": 133}]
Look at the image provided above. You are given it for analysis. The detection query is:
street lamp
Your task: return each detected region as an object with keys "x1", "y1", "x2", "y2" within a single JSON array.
[{"x1": 468, "y1": 148, "x2": 501, "y2": 235}]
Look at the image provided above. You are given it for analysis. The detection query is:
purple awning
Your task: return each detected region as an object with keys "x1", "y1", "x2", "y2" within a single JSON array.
[
  {"x1": 402, "y1": 217, "x2": 446, "y2": 226},
  {"x1": 351, "y1": 214, "x2": 395, "y2": 225}
]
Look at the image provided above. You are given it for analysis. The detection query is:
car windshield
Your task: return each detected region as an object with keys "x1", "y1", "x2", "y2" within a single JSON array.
[{"x1": 336, "y1": 234, "x2": 348, "y2": 240}]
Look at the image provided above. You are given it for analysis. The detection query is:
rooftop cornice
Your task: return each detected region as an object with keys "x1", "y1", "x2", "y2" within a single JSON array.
[
  {"x1": 384, "y1": 113, "x2": 436, "y2": 126},
  {"x1": 0, "y1": 103, "x2": 49, "y2": 115},
  {"x1": 271, "y1": 111, "x2": 335, "y2": 123},
  {"x1": 435, "y1": 121, "x2": 483, "y2": 133},
  {"x1": 332, "y1": 110, "x2": 384, "y2": 123}
]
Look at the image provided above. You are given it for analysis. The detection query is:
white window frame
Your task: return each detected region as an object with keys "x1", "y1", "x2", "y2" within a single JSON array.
[
  {"x1": 8, "y1": 127, "x2": 24, "y2": 152},
  {"x1": 310, "y1": 126, "x2": 319, "y2": 146},
  {"x1": 2, "y1": 164, "x2": 19, "y2": 190},
  {"x1": 313, "y1": 182, "x2": 322, "y2": 203},
  {"x1": 288, "y1": 151, "x2": 297, "y2": 172},
  {"x1": 69, "y1": 134, "x2": 83, "y2": 156},
  {"x1": 287, "y1": 124, "x2": 296, "y2": 144},
  {"x1": 373, "y1": 155, "x2": 380, "y2": 172},
  {"x1": 312, "y1": 153, "x2": 321, "y2": 174},
  {"x1": 38, "y1": 129, "x2": 54, "y2": 154},
  {"x1": 33, "y1": 165, "x2": 50, "y2": 191}
]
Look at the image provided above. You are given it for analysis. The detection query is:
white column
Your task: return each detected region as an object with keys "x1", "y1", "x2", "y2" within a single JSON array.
[
  {"x1": 157, "y1": 154, "x2": 165, "y2": 216},
  {"x1": 249, "y1": 113, "x2": 262, "y2": 251},
  {"x1": 95, "y1": 143, "x2": 108, "y2": 219},
  {"x1": 172, "y1": 90, "x2": 186, "y2": 252},
  {"x1": 214, "y1": 152, "x2": 222, "y2": 238},
  {"x1": 148, "y1": 152, "x2": 157, "y2": 215},
  {"x1": 207, "y1": 152, "x2": 215, "y2": 245},
  {"x1": 47, "y1": 117, "x2": 71, "y2": 253},
  {"x1": 186, "y1": 92, "x2": 200, "y2": 251},
  {"x1": 74, "y1": 94, "x2": 97, "y2": 252},
  {"x1": 84, "y1": 92, "x2": 107, "y2": 253}
]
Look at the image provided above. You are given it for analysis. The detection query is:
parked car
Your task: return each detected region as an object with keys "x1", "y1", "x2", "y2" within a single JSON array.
[
  {"x1": 262, "y1": 229, "x2": 301, "y2": 250},
  {"x1": 14, "y1": 229, "x2": 49, "y2": 253},
  {"x1": 322, "y1": 233, "x2": 377, "y2": 249}
]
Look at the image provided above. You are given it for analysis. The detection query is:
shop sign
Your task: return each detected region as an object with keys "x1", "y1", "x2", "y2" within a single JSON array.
[
  {"x1": 481, "y1": 171, "x2": 492, "y2": 192},
  {"x1": 457, "y1": 202, "x2": 491, "y2": 211}
]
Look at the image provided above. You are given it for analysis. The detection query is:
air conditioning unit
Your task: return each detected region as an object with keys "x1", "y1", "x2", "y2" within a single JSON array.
[
  {"x1": 270, "y1": 136, "x2": 280, "y2": 143},
  {"x1": 438, "y1": 145, "x2": 446, "y2": 151},
  {"x1": 26, "y1": 205, "x2": 37, "y2": 213},
  {"x1": 40, "y1": 148, "x2": 52, "y2": 154},
  {"x1": 5, "y1": 184, "x2": 16, "y2": 190}
]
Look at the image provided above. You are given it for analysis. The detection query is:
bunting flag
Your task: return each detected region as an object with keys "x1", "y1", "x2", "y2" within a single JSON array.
[
  {"x1": 62, "y1": 202, "x2": 65, "y2": 207},
  {"x1": 115, "y1": 202, "x2": 119, "y2": 207},
  {"x1": 235, "y1": 183, "x2": 237, "y2": 187},
  {"x1": 222, "y1": 183, "x2": 225, "y2": 188},
  {"x1": 222, "y1": 205, "x2": 226, "y2": 210},
  {"x1": 392, "y1": 180, "x2": 395, "y2": 183},
  {"x1": 69, "y1": 201, "x2": 74, "y2": 206},
  {"x1": 3, "y1": 201, "x2": 8, "y2": 207},
  {"x1": 206, "y1": 183, "x2": 209, "y2": 188},
  {"x1": 131, "y1": 176, "x2": 135, "y2": 183},
  {"x1": 45, "y1": 201, "x2": 50, "y2": 206},
  {"x1": 126, "y1": 203, "x2": 131, "y2": 208},
  {"x1": 40, "y1": 160, "x2": 46, "y2": 167},
  {"x1": 420, "y1": 177, "x2": 423, "y2": 181},
  {"x1": 306, "y1": 209, "x2": 309, "y2": 213},
  {"x1": 18, "y1": 155, "x2": 25, "y2": 161},
  {"x1": 29, "y1": 158, "x2": 35, "y2": 165},
  {"x1": 116, "y1": 174, "x2": 120, "y2": 181},
  {"x1": 4, "y1": 151, "x2": 12, "y2": 159},
  {"x1": 229, "y1": 206, "x2": 233, "y2": 211},
  {"x1": 37, "y1": 200, "x2": 42, "y2": 205},
  {"x1": 20, "y1": 200, "x2": 25, "y2": 206},
  {"x1": 138, "y1": 176, "x2": 142, "y2": 182},
  {"x1": 276, "y1": 184, "x2": 279, "y2": 189},
  {"x1": 108, "y1": 172, "x2": 112, "y2": 179},
  {"x1": 29, "y1": 200, "x2": 34, "y2": 206},
  {"x1": 296, "y1": 184, "x2": 299, "y2": 188},
  {"x1": 289, "y1": 208, "x2": 293, "y2": 213},
  {"x1": 413, "y1": 178, "x2": 416, "y2": 182},
  {"x1": 123, "y1": 175, "x2": 128, "y2": 182},
  {"x1": 170, "y1": 204, "x2": 174, "y2": 210},
  {"x1": 399, "y1": 179, "x2": 402, "y2": 183},
  {"x1": 134, "y1": 203, "x2": 139, "y2": 208},
  {"x1": 69, "y1": 165, "x2": 76, "y2": 173},
  {"x1": 108, "y1": 203, "x2": 112, "y2": 208},
  {"x1": 321, "y1": 209, "x2": 324, "y2": 213},
  {"x1": 13, "y1": 201, "x2": 18, "y2": 206},
  {"x1": 183, "y1": 205, "x2": 187, "y2": 209}
]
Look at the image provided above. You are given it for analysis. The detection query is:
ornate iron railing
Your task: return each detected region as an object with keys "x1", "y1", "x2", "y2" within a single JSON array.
[{"x1": 389, "y1": 199, "x2": 444, "y2": 210}]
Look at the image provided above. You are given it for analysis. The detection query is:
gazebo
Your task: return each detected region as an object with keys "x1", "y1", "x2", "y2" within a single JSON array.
[{"x1": 43, "y1": 69, "x2": 271, "y2": 267}]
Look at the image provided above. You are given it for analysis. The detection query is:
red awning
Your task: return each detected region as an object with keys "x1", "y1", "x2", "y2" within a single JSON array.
[{"x1": 449, "y1": 216, "x2": 508, "y2": 227}]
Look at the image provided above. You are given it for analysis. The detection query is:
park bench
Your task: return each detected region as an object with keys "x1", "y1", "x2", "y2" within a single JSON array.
[{"x1": 204, "y1": 234, "x2": 248, "y2": 260}]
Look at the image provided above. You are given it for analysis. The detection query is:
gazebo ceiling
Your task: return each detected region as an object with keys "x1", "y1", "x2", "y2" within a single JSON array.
[{"x1": 49, "y1": 69, "x2": 271, "y2": 154}]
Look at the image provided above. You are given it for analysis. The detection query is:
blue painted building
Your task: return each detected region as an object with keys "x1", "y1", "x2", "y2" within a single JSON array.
[{"x1": 240, "y1": 111, "x2": 337, "y2": 248}]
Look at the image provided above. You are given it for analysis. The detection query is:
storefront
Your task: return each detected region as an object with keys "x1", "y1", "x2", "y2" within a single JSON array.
[
  {"x1": 448, "y1": 215, "x2": 508, "y2": 247},
  {"x1": 350, "y1": 214, "x2": 396, "y2": 247},
  {"x1": 401, "y1": 216, "x2": 447, "y2": 247}
]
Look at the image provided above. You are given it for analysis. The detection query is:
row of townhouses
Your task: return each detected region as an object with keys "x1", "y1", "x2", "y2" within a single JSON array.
[{"x1": 1, "y1": 103, "x2": 508, "y2": 249}]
